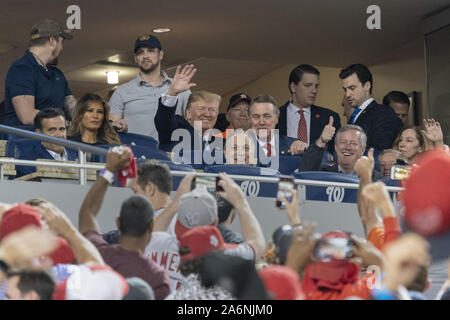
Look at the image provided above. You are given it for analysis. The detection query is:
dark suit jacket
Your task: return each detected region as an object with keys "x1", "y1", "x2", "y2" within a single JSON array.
[
  {"x1": 17, "y1": 142, "x2": 78, "y2": 177},
  {"x1": 353, "y1": 100, "x2": 404, "y2": 151},
  {"x1": 300, "y1": 143, "x2": 384, "y2": 181},
  {"x1": 251, "y1": 133, "x2": 299, "y2": 168},
  {"x1": 154, "y1": 98, "x2": 224, "y2": 167},
  {"x1": 276, "y1": 102, "x2": 341, "y2": 154}
]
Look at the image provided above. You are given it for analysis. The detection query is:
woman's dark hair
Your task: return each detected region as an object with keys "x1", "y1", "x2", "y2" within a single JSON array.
[{"x1": 68, "y1": 93, "x2": 121, "y2": 144}]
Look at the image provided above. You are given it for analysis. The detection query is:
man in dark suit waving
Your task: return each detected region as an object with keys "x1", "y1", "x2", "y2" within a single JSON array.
[
  {"x1": 277, "y1": 64, "x2": 341, "y2": 154},
  {"x1": 339, "y1": 64, "x2": 403, "y2": 151}
]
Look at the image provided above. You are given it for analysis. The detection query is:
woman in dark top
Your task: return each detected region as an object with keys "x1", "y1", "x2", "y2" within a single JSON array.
[{"x1": 68, "y1": 93, "x2": 121, "y2": 145}]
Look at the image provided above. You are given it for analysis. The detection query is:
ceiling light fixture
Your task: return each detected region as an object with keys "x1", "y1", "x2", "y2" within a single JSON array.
[
  {"x1": 107, "y1": 71, "x2": 119, "y2": 84},
  {"x1": 153, "y1": 28, "x2": 171, "y2": 33}
]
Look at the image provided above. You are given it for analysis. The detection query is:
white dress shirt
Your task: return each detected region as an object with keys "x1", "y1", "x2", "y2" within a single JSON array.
[
  {"x1": 287, "y1": 102, "x2": 311, "y2": 141},
  {"x1": 257, "y1": 134, "x2": 276, "y2": 157},
  {"x1": 353, "y1": 98, "x2": 374, "y2": 123},
  {"x1": 47, "y1": 148, "x2": 68, "y2": 161}
]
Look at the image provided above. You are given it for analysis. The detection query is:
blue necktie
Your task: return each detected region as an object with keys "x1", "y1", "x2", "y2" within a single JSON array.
[{"x1": 349, "y1": 108, "x2": 362, "y2": 124}]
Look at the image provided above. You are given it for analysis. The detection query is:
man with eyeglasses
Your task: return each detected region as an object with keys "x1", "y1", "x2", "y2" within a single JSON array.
[{"x1": 300, "y1": 124, "x2": 383, "y2": 180}]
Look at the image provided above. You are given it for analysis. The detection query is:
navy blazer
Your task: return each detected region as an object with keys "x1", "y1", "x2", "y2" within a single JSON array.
[
  {"x1": 276, "y1": 102, "x2": 341, "y2": 154},
  {"x1": 252, "y1": 134, "x2": 299, "y2": 168},
  {"x1": 352, "y1": 100, "x2": 404, "y2": 151},
  {"x1": 16, "y1": 142, "x2": 78, "y2": 177},
  {"x1": 154, "y1": 98, "x2": 224, "y2": 168}
]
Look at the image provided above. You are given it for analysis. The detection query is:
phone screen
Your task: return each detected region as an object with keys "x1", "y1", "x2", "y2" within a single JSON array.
[
  {"x1": 276, "y1": 176, "x2": 295, "y2": 209},
  {"x1": 314, "y1": 238, "x2": 354, "y2": 261},
  {"x1": 390, "y1": 165, "x2": 411, "y2": 180},
  {"x1": 195, "y1": 176, "x2": 217, "y2": 193}
]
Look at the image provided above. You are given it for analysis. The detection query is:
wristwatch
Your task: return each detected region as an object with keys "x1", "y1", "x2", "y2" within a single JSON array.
[{"x1": 99, "y1": 169, "x2": 115, "y2": 184}]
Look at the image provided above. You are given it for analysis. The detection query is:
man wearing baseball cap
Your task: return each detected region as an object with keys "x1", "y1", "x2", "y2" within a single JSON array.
[
  {"x1": 109, "y1": 33, "x2": 190, "y2": 141},
  {"x1": 4, "y1": 18, "x2": 76, "y2": 126},
  {"x1": 217, "y1": 93, "x2": 251, "y2": 139}
]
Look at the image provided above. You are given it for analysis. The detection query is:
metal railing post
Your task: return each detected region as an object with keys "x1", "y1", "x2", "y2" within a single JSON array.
[{"x1": 78, "y1": 150, "x2": 87, "y2": 186}]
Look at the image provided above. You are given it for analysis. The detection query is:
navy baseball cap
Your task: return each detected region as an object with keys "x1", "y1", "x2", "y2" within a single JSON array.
[
  {"x1": 227, "y1": 93, "x2": 251, "y2": 111},
  {"x1": 134, "y1": 34, "x2": 162, "y2": 53}
]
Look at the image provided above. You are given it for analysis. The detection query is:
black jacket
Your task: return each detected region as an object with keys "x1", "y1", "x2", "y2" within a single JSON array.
[
  {"x1": 300, "y1": 143, "x2": 384, "y2": 181},
  {"x1": 276, "y1": 101, "x2": 341, "y2": 154},
  {"x1": 352, "y1": 100, "x2": 404, "y2": 151}
]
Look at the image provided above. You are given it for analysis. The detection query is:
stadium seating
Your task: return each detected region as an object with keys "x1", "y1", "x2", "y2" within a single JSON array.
[
  {"x1": 118, "y1": 132, "x2": 159, "y2": 149},
  {"x1": 293, "y1": 171, "x2": 360, "y2": 203},
  {"x1": 205, "y1": 164, "x2": 280, "y2": 197}
]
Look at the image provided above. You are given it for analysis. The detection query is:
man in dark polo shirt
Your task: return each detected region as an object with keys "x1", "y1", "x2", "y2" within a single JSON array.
[
  {"x1": 78, "y1": 147, "x2": 171, "y2": 300},
  {"x1": 4, "y1": 18, "x2": 76, "y2": 126}
]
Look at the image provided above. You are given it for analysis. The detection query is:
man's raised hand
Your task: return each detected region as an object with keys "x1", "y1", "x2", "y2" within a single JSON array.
[{"x1": 167, "y1": 64, "x2": 197, "y2": 96}]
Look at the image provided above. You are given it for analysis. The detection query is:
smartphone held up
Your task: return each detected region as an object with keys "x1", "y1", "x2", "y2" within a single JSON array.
[{"x1": 276, "y1": 176, "x2": 295, "y2": 209}]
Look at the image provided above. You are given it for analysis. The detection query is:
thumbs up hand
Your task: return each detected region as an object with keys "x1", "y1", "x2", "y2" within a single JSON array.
[{"x1": 316, "y1": 116, "x2": 336, "y2": 148}]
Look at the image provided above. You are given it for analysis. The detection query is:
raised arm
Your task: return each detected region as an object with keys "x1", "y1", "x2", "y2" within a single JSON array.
[
  {"x1": 354, "y1": 148, "x2": 382, "y2": 236},
  {"x1": 281, "y1": 189, "x2": 301, "y2": 227},
  {"x1": 155, "y1": 64, "x2": 197, "y2": 145},
  {"x1": 299, "y1": 118, "x2": 335, "y2": 171},
  {"x1": 153, "y1": 173, "x2": 196, "y2": 232},
  {"x1": 78, "y1": 148, "x2": 131, "y2": 234},
  {"x1": 422, "y1": 118, "x2": 444, "y2": 147},
  {"x1": 217, "y1": 173, "x2": 265, "y2": 258},
  {"x1": 39, "y1": 201, "x2": 104, "y2": 264},
  {"x1": 285, "y1": 222, "x2": 319, "y2": 276},
  {"x1": 362, "y1": 181, "x2": 401, "y2": 247},
  {"x1": 0, "y1": 226, "x2": 58, "y2": 282},
  {"x1": 64, "y1": 95, "x2": 77, "y2": 118}
]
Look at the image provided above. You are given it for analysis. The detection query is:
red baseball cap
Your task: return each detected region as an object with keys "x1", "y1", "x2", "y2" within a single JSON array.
[
  {"x1": 48, "y1": 237, "x2": 76, "y2": 265},
  {"x1": 0, "y1": 203, "x2": 41, "y2": 240},
  {"x1": 0, "y1": 203, "x2": 75, "y2": 265},
  {"x1": 178, "y1": 225, "x2": 236, "y2": 262},
  {"x1": 402, "y1": 149, "x2": 450, "y2": 261},
  {"x1": 258, "y1": 265, "x2": 303, "y2": 300}
]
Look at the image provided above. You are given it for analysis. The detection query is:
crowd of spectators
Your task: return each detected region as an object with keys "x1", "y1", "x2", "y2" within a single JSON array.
[{"x1": 0, "y1": 18, "x2": 449, "y2": 301}]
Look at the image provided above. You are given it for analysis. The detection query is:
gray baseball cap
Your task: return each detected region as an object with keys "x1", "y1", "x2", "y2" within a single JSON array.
[
  {"x1": 30, "y1": 18, "x2": 73, "y2": 40},
  {"x1": 175, "y1": 188, "x2": 218, "y2": 239}
]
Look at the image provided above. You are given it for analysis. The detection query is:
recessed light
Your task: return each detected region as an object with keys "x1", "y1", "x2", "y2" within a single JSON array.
[
  {"x1": 153, "y1": 28, "x2": 171, "y2": 33},
  {"x1": 106, "y1": 71, "x2": 119, "y2": 84}
]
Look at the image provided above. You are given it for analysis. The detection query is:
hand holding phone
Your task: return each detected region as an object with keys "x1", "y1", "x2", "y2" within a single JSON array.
[
  {"x1": 193, "y1": 175, "x2": 222, "y2": 193},
  {"x1": 276, "y1": 176, "x2": 295, "y2": 209}
]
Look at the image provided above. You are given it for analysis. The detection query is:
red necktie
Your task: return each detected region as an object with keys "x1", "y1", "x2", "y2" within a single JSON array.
[
  {"x1": 298, "y1": 110, "x2": 308, "y2": 143},
  {"x1": 265, "y1": 143, "x2": 272, "y2": 157}
]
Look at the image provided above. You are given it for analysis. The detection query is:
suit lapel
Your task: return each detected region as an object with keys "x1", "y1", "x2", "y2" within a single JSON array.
[
  {"x1": 309, "y1": 105, "x2": 322, "y2": 144},
  {"x1": 276, "y1": 101, "x2": 289, "y2": 136},
  {"x1": 355, "y1": 100, "x2": 375, "y2": 125}
]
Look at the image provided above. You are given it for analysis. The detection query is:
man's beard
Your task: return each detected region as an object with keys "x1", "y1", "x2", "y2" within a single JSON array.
[
  {"x1": 139, "y1": 60, "x2": 160, "y2": 74},
  {"x1": 48, "y1": 48, "x2": 59, "y2": 66}
]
